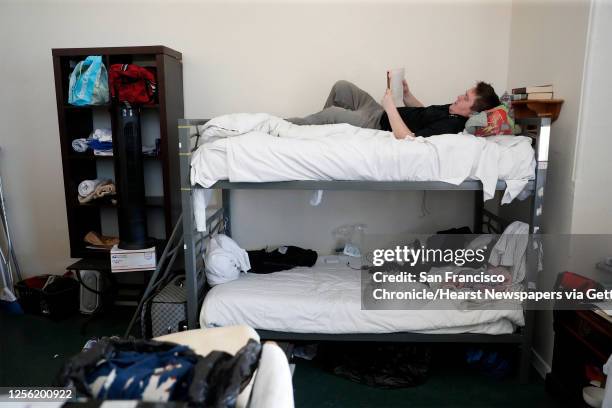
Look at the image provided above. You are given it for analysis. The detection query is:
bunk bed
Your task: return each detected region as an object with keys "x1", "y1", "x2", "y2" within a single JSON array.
[{"x1": 147, "y1": 115, "x2": 549, "y2": 383}]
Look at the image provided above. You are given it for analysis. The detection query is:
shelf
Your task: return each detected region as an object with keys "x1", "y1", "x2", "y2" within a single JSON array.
[
  {"x1": 63, "y1": 104, "x2": 159, "y2": 110},
  {"x1": 69, "y1": 153, "x2": 160, "y2": 161},
  {"x1": 74, "y1": 196, "x2": 165, "y2": 208},
  {"x1": 53, "y1": 46, "x2": 183, "y2": 260},
  {"x1": 512, "y1": 99, "x2": 564, "y2": 122},
  {"x1": 64, "y1": 104, "x2": 111, "y2": 110}
]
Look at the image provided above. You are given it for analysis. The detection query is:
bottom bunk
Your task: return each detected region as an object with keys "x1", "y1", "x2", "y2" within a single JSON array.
[{"x1": 200, "y1": 256, "x2": 525, "y2": 337}]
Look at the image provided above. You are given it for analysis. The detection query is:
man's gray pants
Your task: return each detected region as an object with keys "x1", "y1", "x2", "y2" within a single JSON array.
[{"x1": 287, "y1": 80, "x2": 384, "y2": 129}]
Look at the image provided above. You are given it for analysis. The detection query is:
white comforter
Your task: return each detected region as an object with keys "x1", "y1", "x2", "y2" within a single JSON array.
[
  {"x1": 191, "y1": 113, "x2": 535, "y2": 203},
  {"x1": 201, "y1": 259, "x2": 524, "y2": 335}
]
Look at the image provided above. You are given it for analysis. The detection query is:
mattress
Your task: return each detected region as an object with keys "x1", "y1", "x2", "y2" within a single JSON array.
[
  {"x1": 191, "y1": 114, "x2": 536, "y2": 204},
  {"x1": 200, "y1": 258, "x2": 525, "y2": 335}
]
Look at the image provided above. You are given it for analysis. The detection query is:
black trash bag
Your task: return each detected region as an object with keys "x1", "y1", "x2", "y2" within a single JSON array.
[
  {"x1": 189, "y1": 339, "x2": 261, "y2": 408},
  {"x1": 248, "y1": 246, "x2": 318, "y2": 274},
  {"x1": 316, "y1": 342, "x2": 431, "y2": 388},
  {"x1": 56, "y1": 337, "x2": 261, "y2": 407}
]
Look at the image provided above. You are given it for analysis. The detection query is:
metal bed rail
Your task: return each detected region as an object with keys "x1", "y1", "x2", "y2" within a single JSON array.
[{"x1": 176, "y1": 116, "x2": 550, "y2": 383}]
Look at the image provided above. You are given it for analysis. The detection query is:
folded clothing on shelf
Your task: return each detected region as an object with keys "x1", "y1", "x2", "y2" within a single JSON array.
[
  {"x1": 142, "y1": 139, "x2": 161, "y2": 157},
  {"x1": 91, "y1": 128, "x2": 112, "y2": 142},
  {"x1": 84, "y1": 231, "x2": 120, "y2": 250},
  {"x1": 90, "y1": 129, "x2": 113, "y2": 156},
  {"x1": 72, "y1": 138, "x2": 89, "y2": 153},
  {"x1": 78, "y1": 179, "x2": 116, "y2": 204},
  {"x1": 71, "y1": 130, "x2": 160, "y2": 157},
  {"x1": 71, "y1": 128, "x2": 113, "y2": 155}
]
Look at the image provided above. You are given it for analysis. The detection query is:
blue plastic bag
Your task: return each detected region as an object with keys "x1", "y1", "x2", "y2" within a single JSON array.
[{"x1": 68, "y1": 56, "x2": 109, "y2": 106}]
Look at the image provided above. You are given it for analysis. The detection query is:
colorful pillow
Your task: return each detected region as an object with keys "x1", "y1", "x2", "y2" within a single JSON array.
[{"x1": 465, "y1": 105, "x2": 515, "y2": 137}]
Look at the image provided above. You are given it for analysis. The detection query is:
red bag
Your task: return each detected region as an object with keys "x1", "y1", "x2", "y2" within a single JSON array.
[
  {"x1": 554, "y1": 271, "x2": 603, "y2": 293},
  {"x1": 109, "y1": 64, "x2": 157, "y2": 104}
]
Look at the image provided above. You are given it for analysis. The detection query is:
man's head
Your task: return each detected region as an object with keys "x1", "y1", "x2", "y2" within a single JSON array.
[{"x1": 450, "y1": 81, "x2": 500, "y2": 117}]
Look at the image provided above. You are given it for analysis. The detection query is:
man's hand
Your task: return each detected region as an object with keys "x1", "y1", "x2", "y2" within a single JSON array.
[
  {"x1": 382, "y1": 88, "x2": 414, "y2": 140},
  {"x1": 402, "y1": 80, "x2": 411, "y2": 103},
  {"x1": 402, "y1": 79, "x2": 424, "y2": 108},
  {"x1": 382, "y1": 88, "x2": 396, "y2": 112}
]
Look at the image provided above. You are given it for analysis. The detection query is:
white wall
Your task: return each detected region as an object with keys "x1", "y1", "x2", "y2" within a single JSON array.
[
  {"x1": 570, "y1": 0, "x2": 612, "y2": 234},
  {"x1": 0, "y1": 0, "x2": 511, "y2": 277},
  {"x1": 506, "y1": 0, "x2": 612, "y2": 370},
  {"x1": 507, "y1": 0, "x2": 591, "y2": 237}
]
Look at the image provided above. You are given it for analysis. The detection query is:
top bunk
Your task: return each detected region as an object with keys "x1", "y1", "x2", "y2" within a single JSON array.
[{"x1": 178, "y1": 116, "x2": 550, "y2": 195}]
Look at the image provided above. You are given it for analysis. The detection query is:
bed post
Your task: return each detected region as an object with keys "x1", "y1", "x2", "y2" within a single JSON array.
[
  {"x1": 222, "y1": 189, "x2": 231, "y2": 237},
  {"x1": 474, "y1": 190, "x2": 484, "y2": 233},
  {"x1": 518, "y1": 116, "x2": 551, "y2": 384},
  {"x1": 178, "y1": 119, "x2": 199, "y2": 329}
]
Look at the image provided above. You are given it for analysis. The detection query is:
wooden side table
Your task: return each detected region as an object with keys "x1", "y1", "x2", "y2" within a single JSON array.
[
  {"x1": 546, "y1": 309, "x2": 612, "y2": 406},
  {"x1": 512, "y1": 99, "x2": 564, "y2": 122}
]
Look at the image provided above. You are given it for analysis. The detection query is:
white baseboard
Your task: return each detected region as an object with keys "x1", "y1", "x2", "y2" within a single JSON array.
[{"x1": 532, "y1": 348, "x2": 551, "y2": 379}]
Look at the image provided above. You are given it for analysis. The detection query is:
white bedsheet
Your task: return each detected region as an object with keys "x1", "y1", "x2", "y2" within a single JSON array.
[
  {"x1": 191, "y1": 114, "x2": 535, "y2": 201},
  {"x1": 200, "y1": 260, "x2": 525, "y2": 335}
]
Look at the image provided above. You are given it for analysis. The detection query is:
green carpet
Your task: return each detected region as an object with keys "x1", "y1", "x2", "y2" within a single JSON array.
[
  {"x1": 293, "y1": 357, "x2": 558, "y2": 408},
  {"x1": 1, "y1": 309, "x2": 560, "y2": 407}
]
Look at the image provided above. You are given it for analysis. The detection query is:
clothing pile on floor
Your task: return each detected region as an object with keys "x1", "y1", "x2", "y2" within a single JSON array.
[
  {"x1": 315, "y1": 342, "x2": 431, "y2": 388},
  {"x1": 78, "y1": 179, "x2": 116, "y2": 204}
]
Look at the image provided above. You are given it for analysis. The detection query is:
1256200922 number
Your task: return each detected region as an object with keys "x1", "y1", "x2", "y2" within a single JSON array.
[{"x1": 3, "y1": 388, "x2": 73, "y2": 401}]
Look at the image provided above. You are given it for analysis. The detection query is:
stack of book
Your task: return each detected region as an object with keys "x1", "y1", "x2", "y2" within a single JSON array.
[{"x1": 511, "y1": 84, "x2": 554, "y2": 101}]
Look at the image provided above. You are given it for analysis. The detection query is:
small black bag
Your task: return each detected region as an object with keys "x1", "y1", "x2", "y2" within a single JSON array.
[{"x1": 15, "y1": 275, "x2": 79, "y2": 320}]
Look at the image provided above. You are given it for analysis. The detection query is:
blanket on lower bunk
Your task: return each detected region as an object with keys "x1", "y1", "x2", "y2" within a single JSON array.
[
  {"x1": 191, "y1": 113, "x2": 535, "y2": 200},
  {"x1": 200, "y1": 261, "x2": 525, "y2": 335}
]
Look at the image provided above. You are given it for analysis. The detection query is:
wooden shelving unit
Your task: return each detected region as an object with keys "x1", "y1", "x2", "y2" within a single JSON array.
[{"x1": 52, "y1": 46, "x2": 184, "y2": 259}]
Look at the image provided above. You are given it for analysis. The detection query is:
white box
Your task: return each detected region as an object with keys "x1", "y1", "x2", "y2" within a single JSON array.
[{"x1": 110, "y1": 245, "x2": 156, "y2": 272}]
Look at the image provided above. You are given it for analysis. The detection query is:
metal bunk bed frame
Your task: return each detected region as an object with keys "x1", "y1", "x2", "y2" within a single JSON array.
[{"x1": 169, "y1": 116, "x2": 549, "y2": 383}]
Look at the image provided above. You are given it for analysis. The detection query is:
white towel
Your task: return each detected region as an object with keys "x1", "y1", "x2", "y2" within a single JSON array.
[
  {"x1": 72, "y1": 138, "x2": 89, "y2": 153},
  {"x1": 91, "y1": 128, "x2": 112, "y2": 142},
  {"x1": 77, "y1": 179, "x2": 104, "y2": 198},
  {"x1": 193, "y1": 188, "x2": 214, "y2": 232},
  {"x1": 488, "y1": 221, "x2": 529, "y2": 283}
]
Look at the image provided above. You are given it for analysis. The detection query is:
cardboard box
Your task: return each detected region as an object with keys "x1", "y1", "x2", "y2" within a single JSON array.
[{"x1": 110, "y1": 245, "x2": 156, "y2": 272}]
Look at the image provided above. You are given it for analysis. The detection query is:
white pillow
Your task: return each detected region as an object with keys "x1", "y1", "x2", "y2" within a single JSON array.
[
  {"x1": 204, "y1": 234, "x2": 251, "y2": 286},
  {"x1": 197, "y1": 113, "x2": 274, "y2": 141}
]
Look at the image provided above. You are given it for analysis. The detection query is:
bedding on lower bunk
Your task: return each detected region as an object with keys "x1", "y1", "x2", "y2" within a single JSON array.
[
  {"x1": 200, "y1": 260, "x2": 525, "y2": 335},
  {"x1": 190, "y1": 113, "x2": 536, "y2": 203}
]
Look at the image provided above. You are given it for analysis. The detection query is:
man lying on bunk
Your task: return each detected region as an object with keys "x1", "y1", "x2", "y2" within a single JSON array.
[{"x1": 288, "y1": 79, "x2": 500, "y2": 140}]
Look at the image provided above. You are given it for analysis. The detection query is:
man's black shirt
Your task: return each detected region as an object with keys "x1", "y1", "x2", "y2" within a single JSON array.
[{"x1": 379, "y1": 104, "x2": 467, "y2": 137}]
